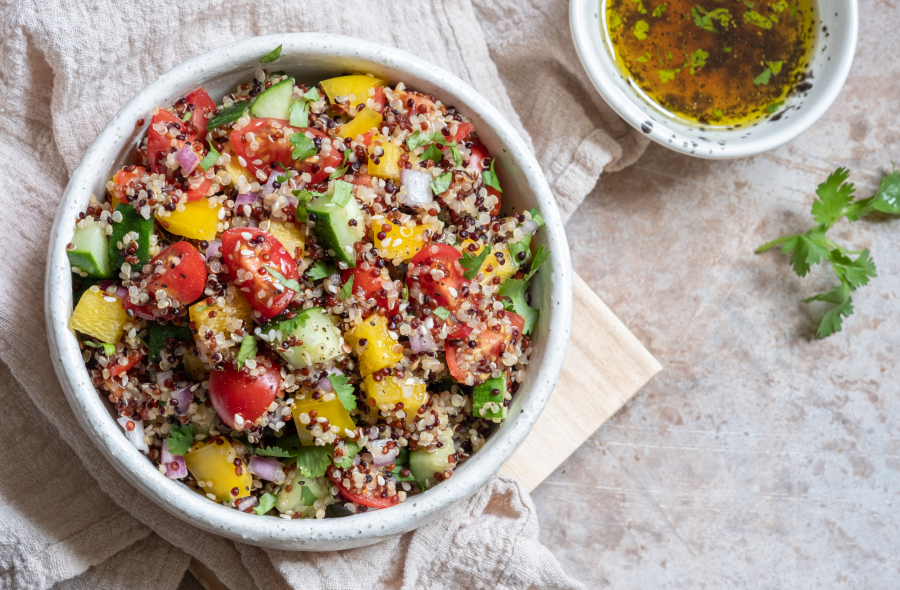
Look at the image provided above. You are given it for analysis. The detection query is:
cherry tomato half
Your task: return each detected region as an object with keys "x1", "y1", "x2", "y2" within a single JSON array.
[
  {"x1": 145, "y1": 241, "x2": 207, "y2": 305},
  {"x1": 229, "y1": 118, "x2": 342, "y2": 184},
  {"x1": 467, "y1": 142, "x2": 502, "y2": 217},
  {"x1": 406, "y1": 244, "x2": 469, "y2": 312},
  {"x1": 454, "y1": 121, "x2": 474, "y2": 142},
  {"x1": 445, "y1": 312, "x2": 525, "y2": 383},
  {"x1": 340, "y1": 261, "x2": 396, "y2": 315},
  {"x1": 185, "y1": 87, "x2": 217, "y2": 136},
  {"x1": 208, "y1": 356, "x2": 281, "y2": 428},
  {"x1": 108, "y1": 350, "x2": 145, "y2": 378},
  {"x1": 111, "y1": 166, "x2": 148, "y2": 208},
  {"x1": 327, "y1": 466, "x2": 395, "y2": 509},
  {"x1": 147, "y1": 108, "x2": 212, "y2": 201},
  {"x1": 221, "y1": 227, "x2": 299, "y2": 319}
]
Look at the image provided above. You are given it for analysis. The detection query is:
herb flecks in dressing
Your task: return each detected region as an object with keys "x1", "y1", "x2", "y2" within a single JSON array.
[{"x1": 603, "y1": 0, "x2": 815, "y2": 125}]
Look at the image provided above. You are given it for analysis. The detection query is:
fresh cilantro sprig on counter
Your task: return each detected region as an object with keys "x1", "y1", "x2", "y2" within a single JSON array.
[{"x1": 757, "y1": 166, "x2": 900, "y2": 338}]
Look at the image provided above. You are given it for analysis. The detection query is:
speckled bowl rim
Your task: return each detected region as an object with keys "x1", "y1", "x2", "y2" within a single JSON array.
[
  {"x1": 569, "y1": 0, "x2": 859, "y2": 158},
  {"x1": 45, "y1": 33, "x2": 572, "y2": 550}
]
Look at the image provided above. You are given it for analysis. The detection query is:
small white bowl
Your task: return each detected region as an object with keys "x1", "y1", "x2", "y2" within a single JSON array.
[
  {"x1": 44, "y1": 34, "x2": 572, "y2": 551},
  {"x1": 569, "y1": 0, "x2": 858, "y2": 158}
]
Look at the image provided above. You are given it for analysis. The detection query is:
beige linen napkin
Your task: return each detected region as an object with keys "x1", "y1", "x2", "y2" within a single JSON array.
[{"x1": 0, "y1": 1, "x2": 646, "y2": 588}]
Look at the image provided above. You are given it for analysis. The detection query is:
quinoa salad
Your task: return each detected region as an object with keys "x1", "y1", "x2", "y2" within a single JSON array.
[{"x1": 66, "y1": 45, "x2": 550, "y2": 519}]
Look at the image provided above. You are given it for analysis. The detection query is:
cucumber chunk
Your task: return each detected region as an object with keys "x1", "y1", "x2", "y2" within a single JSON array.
[
  {"x1": 276, "y1": 473, "x2": 328, "y2": 516},
  {"x1": 207, "y1": 102, "x2": 250, "y2": 129},
  {"x1": 304, "y1": 187, "x2": 365, "y2": 267},
  {"x1": 269, "y1": 307, "x2": 343, "y2": 369},
  {"x1": 109, "y1": 204, "x2": 153, "y2": 271},
  {"x1": 409, "y1": 438, "x2": 455, "y2": 491},
  {"x1": 472, "y1": 372, "x2": 508, "y2": 420},
  {"x1": 148, "y1": 321, "x2": 193, "y2": 364},
  {"x1": 67, "y1": 222, "x2": 112, "y2": 278},
  {"x1": 249, "y1": 78, "x2": 294, "y2": 119}
]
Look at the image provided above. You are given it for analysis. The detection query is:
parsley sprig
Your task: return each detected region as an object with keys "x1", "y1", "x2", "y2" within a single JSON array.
[
  {"x1": 757, "y1": 166, "x2": 900, "y2": 338},
  {"x1": 497, "y1": 245, "x2": 550, "y2": 335}
]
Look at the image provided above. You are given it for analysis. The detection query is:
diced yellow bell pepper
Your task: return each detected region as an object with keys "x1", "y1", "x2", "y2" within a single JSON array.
[
  {"x1": 367, "y1": 136, "x2": 402, "y2": 181},
  {"x1": 223, "y1": 142, "x2": 252, "y2": 185},
  {"x1": 184, "y1": 438, "x2": 252, "y2": 502},
  {"x1": 69, "y1": 287, "x2": 129, "y2": 344},
  {"x1": 182, "y1": 347, "x2": 207, "y2": 380},
  {"x1": 265, "y1": 220, "x2": 305, "y2": 259},
  {"x1": 372, "y1": 222, "x2": 429, "y2": 261},
  {"x1": 320, "y1": 74, "x2": 386, "y2": 105},
  {"x1": 344, "y1": 314, "x2": 403, "y2": 376},
  {"x1": 156, "y1": 199, "x2": 221, "y2": 241},
  {"x1": 189, "y1": 290, "x2": 253, "y2": 340},
  {"x1": 361, "y1": 375, "x2": 427, "y2": 422},
  {"x1": 291, "y1": 394, "x2": 357, "y2": 445},
  {"x1": 337, "y1": 107, "x2": 383, "y2": 141},
  {"x1": 461, "y1": 240, "x2": 518, "y2": 285}
]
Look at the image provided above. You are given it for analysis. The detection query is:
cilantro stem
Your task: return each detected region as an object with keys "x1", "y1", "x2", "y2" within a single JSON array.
[{"x1": 755, "y1": 235, "x2": 791, "y2": 253}]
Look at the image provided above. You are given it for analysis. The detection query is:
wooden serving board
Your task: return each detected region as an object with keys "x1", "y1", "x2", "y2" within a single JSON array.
[{"x1": 188, "y1": 273, "x2": 661, "y2": 588}]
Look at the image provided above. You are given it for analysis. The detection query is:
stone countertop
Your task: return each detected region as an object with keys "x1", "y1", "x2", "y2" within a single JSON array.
[{"x1": 535, "y1": 1, "x2": 900, "y2": 586}]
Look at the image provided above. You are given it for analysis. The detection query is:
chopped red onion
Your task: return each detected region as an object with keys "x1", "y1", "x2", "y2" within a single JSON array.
[
  {"x1": 235, "y1": 193, "x2": 258, "y2": 206},
  {"x1": 318, "y1": 376, "x2": 334, "y2": 393},
  {"x1": 175, "y1": 144, "x2": 200, "y2": 174},
  {"x1": 98, "y1": 280, "x2": 116, "y2": 292},
  {"x1": 409, "y1": 326, "x2": 437, "y2": 354},
  {"x1": 170, "y1": 385, "x2": 192, "y2": 416},
  {"x1": 521, "y1": 219, "x2": 540, "y2": 236},
  {"x1": 398, "y1": 169, "x2": 434, "y2": 207},
  {"x1": 248, "y1": 455, "x2": 280, "y2": 481},
  {"x1": 161, "y1": 439, "x2": 188, "y2": 479},
  {"x1": 237, "y1": 495, "x2": 259, "y2": 511},
  {"x1": 115, "y1": 286, "x2": 128, "y2": 299},
  {"x1": 205, "y1": 239, "x2": 221, "y2": 262},
  {"x1": 369, "y1": 439, "x2": 398, "y2": 467},
  {"x1": 117, "y1": 416, "x2": 149, "y2": 452},
  {"x1": 261, "y1": 171, "x2": 277, "y2": 197},
  {"x1": 155, "y1": 371, "x2": 173, "y2": 389}
]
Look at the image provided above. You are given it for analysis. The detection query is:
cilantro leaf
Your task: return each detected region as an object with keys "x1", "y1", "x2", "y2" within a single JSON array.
[
  {"x1": 525, "y1": 245, "x2": 550, "y2": 281},
  {"x1": 307, "y1": 260, "x2": 338, "y2": 281},
  {"x1": 260, "y1": 44, "x2": 282, "y2": 63},
  {"x1": 339, "y1": 275, "x2": 354, "y2": 300},
  {"x1": 293, "y1": 188, "x2": 322, "y2": 223},
  {"x1": 289, "y1": 98, "x2": 310, "y2": 128},
  {"x1": 406, "y1": 131, "x2": 434, "y2": 151},
  {"x1": 692, "y1": 6, "x2": 730, "y2": 32},
  {"x1": 336, "y1": 441, "x2": 361, "y2": 468},
  {"x1": 264, "y1": 265, "x2": 302, "y2": 292},
  {"x1": 261, "y1": 309, "x2": 312, "y2": 335},
  {"x1": 300, "y1": 486, "x2": 318, "y2": 506},
  {"x1": 235, "y1": 335, "x2": 257, "y2": 369},
  {"x1": 292, "y1": 445, "x2": 333, "y2": 477},
  {"x1": 329, "y1": 165, "x2": 349, "y2": 180},
  {"x1": 871, "y1": 166, "x2": 900, "y2": 214},
  {"x1": 182, "y1": 111, "x2": 192, "y2": 122},
  {"x1": 254, "y1": 445, "x2": 293, "y2": 458},
  {"x1": 84, "y1": 341, "x2": 117, "y2": 355},
  {"x1": 766, "y1": 101, "x2": 785, "y2": 114},
  {"x1": 290, "y1": 132, "x2": 317, "y2": 161},
  {"x1": 328, "y1": 374, "x2": 357, "y2": 412},
  {"x1": 830, "y1": 249, "x2": 877, "y2": 289},
  {"x1": 529, "y1": 208, "x2": 546, "y2": 227},
  {"x1": 332, "y1": 180, "x2": 353, "y2": 207},
  {"x1": 431, "y1": 172, "x2": 453, "y2": 195},
  {"x1": 402, "y1": 284, "x2": 409, "y2": 301},
  {"x1": 481, "y1": 159, "x2": 502, "y2": 193},
  {"x1": 634, "y1": 20, "x2": 649, "y2": 40},
  {"x1": 303, "y1": 87, "x2": 320, "y2": 101},
  {"x1": 432, "y1": 306, "x2": 451, "y2": 320},
  {"x1": 499, "y1": 278, "x2": 539, "y2": 335},
  {"x1": 391, "y1": 448, "x2": 415, "y2": 480},
  {"x1": 254, "y1": 492, "x2": 277, "y2": 515},
  {"x1": 811, "y1": 167, "x2": 855, "y2": 226},
  {"x1": 689, "y1": 48, "x2": 709, "y2": 75},
  {"x1": 392, "y1": 465, "x2": 416, "y2": 482},
  {"x1": 779, "y1": 229, "x2": 829, "y2": 277},
  {"x1": 166, "y1": 423, "x2": 195, "y2": 456},
  {"x1": 803, "y1": 282, "x2": 854, "y2": 338},
  {"x1": 652, "y1": 3, "x2": 666, "y2": 16},
  {"x1": 743, "y1": 9, "x2": 773, "y2": 29},
  {"x1": 449, "y1": 143, "x2": 462, "y2": 167},
  {"x1": 199, "y1": 145, "x2": 220, "y2": 171},
  {"x1": 508, "y1": 235, "x2": 531, "y2": 264},
  {"x1": 460, "y1": 243, "x2": 492, "y2": 280},
  {"x1": 421, "y1": 144, "x2": 443, "y2": 163}
]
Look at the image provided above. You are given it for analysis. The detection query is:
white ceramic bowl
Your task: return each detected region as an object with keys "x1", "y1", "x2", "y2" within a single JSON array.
[
  {"x1": 44, "y1": 34, "x2": 572, "y2": 550},
  {"x1": 569, "y1": 0, "x2": 858, "y2": 158}
]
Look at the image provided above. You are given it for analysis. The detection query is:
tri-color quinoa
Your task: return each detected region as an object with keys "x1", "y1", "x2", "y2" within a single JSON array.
[{"x1": 66, "y1": 53, "x2": 549, "y2": 519}]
